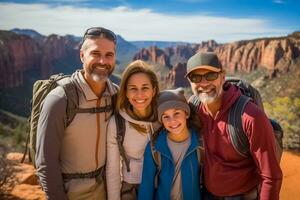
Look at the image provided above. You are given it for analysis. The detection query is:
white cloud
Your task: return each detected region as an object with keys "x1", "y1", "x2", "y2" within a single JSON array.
[{"x1": 0, "y1": 2, "x2": 291, "y2": 43}]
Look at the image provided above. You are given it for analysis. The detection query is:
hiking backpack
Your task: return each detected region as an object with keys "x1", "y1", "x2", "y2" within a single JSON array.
[
  {"x1": 188, "y1": 77, "x2": 284, "y2": 162},
  {"x1": 21, "y1": 73, "x2": 117, "y2": 167},
  {"x1": 114, "y1": 112, "x2": 204, "y2": 188},
  {"x1": 114, "y1": 112, "x2": 162, "y2": 173}
]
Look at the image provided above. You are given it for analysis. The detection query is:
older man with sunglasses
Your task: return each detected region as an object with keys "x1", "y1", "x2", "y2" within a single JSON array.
[
  {"x1": 187, "y1": 52, "x2": 282, "y2": 200},
  {"x1": 35, "y1": 27, "x2": 118, "y2": 200}
]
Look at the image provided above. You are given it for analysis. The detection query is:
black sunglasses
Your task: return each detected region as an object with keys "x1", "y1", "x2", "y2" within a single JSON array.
[
  {"x1": 83, "y1": 27, "x2": 117, "y2": 43},
  {"x1": 188, "y1": 72, "x2": 220, "y2": 83}
]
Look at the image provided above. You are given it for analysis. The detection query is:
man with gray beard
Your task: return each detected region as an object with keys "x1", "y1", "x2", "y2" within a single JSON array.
[
  {"x1": 35, "y1": 27, "x2": 118, "y2": 200},
  {"x1": 186, "y1": 52, "x2": 282, "y2": 200}
]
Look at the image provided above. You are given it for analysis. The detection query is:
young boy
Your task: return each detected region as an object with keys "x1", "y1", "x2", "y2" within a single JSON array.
[{"x1": 138, "y1": 88, "x2": 202, "y2": 200}]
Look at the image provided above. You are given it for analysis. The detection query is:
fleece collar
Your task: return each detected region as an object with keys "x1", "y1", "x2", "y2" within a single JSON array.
[{"x1": 72, "y1": 70, "x2": 118, "y2": 101}]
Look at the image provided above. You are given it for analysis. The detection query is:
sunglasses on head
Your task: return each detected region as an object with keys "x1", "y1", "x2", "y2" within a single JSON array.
[
  {"x1": 188, "y1": 71, "x2": 220, "y2": 83},
  {"x1": 83, "y1": 27, "x2": 117, "y2": 43}
]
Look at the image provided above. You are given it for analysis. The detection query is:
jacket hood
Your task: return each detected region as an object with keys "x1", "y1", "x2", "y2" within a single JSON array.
[
  {"x1": 198, "y1": 82, "x2": 242, "y2": 120},
  {"x1": 219, "y1": 82, "x2": 242, "y2": 113}
]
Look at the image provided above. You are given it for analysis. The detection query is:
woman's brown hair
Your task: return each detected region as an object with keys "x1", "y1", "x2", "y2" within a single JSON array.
[{"x1": 116, "y1": 60, "x2": 160, "y2": 119}]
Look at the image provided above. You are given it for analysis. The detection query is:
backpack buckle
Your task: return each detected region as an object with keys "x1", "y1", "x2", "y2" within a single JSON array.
[{"x1": 91, "y1": 108, "x2": 97, "y2": 113}]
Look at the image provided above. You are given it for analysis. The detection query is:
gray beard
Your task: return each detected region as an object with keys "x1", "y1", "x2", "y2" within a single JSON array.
[
  {"x1": 88, "y1": 64, "x2": 112, "y2": 82},
  {"x1": 197, "y1": 87, "x2": 223, "y2": 104},
  {"x1": 91, "y1": 72, "x2": 108, "y2": 82},
  {"x1": 198, "y1": 93, "x2": 217, "y2": 104}
]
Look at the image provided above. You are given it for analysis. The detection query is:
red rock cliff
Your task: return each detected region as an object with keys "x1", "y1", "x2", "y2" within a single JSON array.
[
  {"x1": 133, "y1": 46, "x2": 171, "y2": 67},
  {"x1": 0, "y1": 31, "x2": 79, "y2": 88},
  {"x1": 0, "y1": 32, "x2": 40, "y2": 88},
  {"x1": 215, "y1": 34, "x2": 300, "y2": 74},
  {"x1": 133, "y1": 33, "x2": 300, "y2": 88}
]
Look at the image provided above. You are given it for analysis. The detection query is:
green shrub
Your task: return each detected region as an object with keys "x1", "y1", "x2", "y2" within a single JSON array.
[
  {"x1": 264, "y1": 97, "x2": 300, "y2": 150},
  {"x1": 13, "y1": 123, "x2": 27, "y2": 145}
]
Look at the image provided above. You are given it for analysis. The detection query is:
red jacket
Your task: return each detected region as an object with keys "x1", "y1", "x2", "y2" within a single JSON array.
[{"x1": 199, "y1": 83, "x2": 282, "y2": 199}]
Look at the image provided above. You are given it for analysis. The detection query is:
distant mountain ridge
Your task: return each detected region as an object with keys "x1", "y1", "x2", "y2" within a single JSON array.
[
  {"x1": 133, "y1": 33, "x2": 300, "y2": 88},
  {"x1": 11, "y1": 28, "x2": 44, "y2": 40},
  {"x1": 0, "y1": 28, "x2": 300, "y2": 116},
  {"x1": 8, "y1": 28, "x2": 139, "y2": 74},
  {"x1": 0, "y1": 30, "x2": 80, "y2": 88},
  {"x1": 0, "y1": 28, "x2": 198, "y2": 89},
  {"x1": 132, "y1": 41, "x2": 191, "y2": 49}
]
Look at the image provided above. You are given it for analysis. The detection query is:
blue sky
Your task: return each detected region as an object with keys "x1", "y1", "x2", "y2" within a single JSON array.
[{"x1": 0, "y1": 0, "x2": 299, "y2": 43}]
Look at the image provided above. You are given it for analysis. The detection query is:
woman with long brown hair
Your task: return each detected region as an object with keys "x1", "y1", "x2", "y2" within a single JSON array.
[{"x1": 106, "y1": 60, "x2": 161, "y2": 200}]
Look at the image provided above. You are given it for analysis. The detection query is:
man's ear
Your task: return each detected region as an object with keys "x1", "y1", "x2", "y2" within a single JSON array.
[
  {"x1": 220, "y1": 71, "x2": 226, "y2": 83},
  {"x1": 80, "y1": 50, "x2": 84, "y2": 63}
]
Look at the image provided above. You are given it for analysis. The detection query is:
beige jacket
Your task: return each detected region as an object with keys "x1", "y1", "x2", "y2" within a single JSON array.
[
  {"x1": 106, "y1": 110, "x2": 161, "y2": 200},
  {"x1": 36, "y1": 70, "x2": 118, "y2": 199}
]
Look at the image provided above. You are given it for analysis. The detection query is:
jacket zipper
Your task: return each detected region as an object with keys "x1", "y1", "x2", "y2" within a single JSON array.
[
  {"x1": 189, "y1": 158, "x2": 194, "y2": 200},
  {"x1": 95, "y1": 99, "x2": 101, "y2": 168},
  {"x1": 185, "y1": 147, "x2": 198, "y2": 200},
  {"x1": 159, "y1": 146, "x2": 199, "y2": 200}
]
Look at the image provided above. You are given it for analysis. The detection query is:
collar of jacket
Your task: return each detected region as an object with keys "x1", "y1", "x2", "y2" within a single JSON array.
[
  {"x1": 119, "y1": 109, "x2": 161, "y2": 133},
  {"x1": 72, "y1": 69, "x2": 118, "y2": 101},
  {"x1": 155, "y1": 128, "x2": 200, "y2": 161},
  {"x1": 200, "y1": 82, "x2": 241, "y2": 118}
]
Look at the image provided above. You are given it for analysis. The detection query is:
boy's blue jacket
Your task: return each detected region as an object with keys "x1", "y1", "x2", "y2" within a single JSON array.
[{"x1": 138, "y1": 128, "x2": 202, "y2": 200}]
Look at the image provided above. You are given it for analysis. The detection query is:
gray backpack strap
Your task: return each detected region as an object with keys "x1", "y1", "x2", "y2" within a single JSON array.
[
  {"x1": 227, "y1": 95, "x2": 251, "y2": 157},
  {"x1": 59, "y1": 77, "x2": 116, "y2": 126},
  {"x1": 196, "y1": 134, "x2": 205, "y2": 188},
  {"x1": 115, "y1": 112, "x2": 130, "y2": 172},
  {"x1": 269, "y1": 119, "x2": 283, "y2": 148},
  {"x1": 57, "y1": 76, "x2": 79, "y2": 126},
  {"x1": 149, "y1": 127, "x2": 163, "y2": 189},
  {"x1": 111, "y1": 93, "x2": 117, "y2": 115},
  {"x1": 152, "y1": 150, "x2": 161, "y2": 189},
  {"x1": 62, "y1": 166, "x2": 104, "y2": 181},
  {"x1": 188, "y1": 95, "x2": 201, "y2": 115},
  {"x1": 196, "y1": 147, "x2": 205, "y2": 191},
  {"x1": 73, "y1": 106, "x2": 113, "y2": 114},
  {"x1": 62, "y1": 80, "x2": 78, "y2": 126}
]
